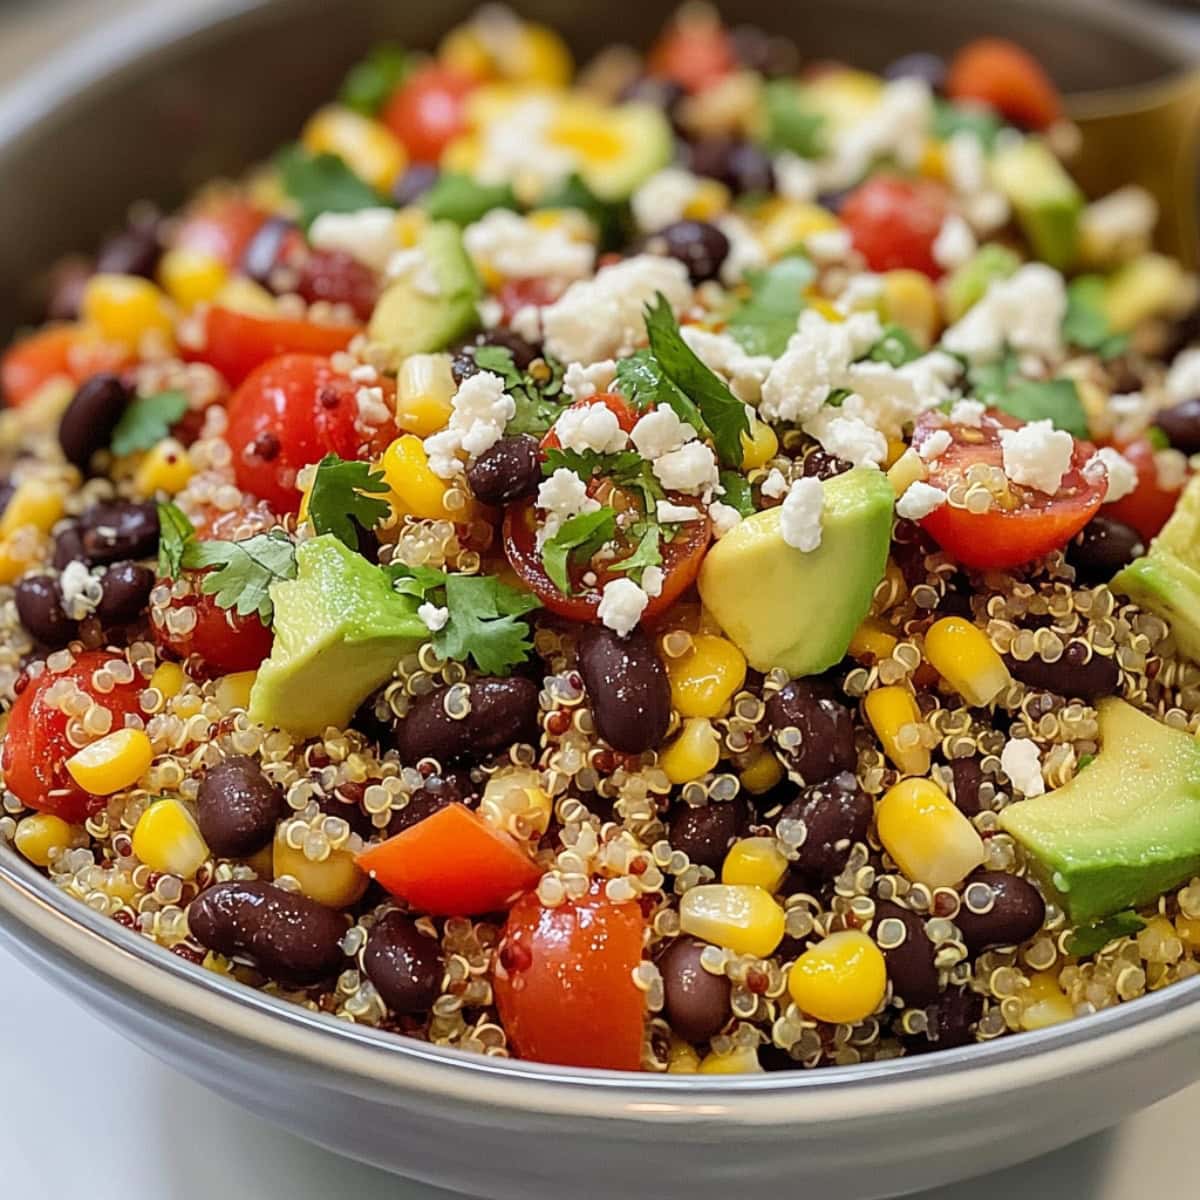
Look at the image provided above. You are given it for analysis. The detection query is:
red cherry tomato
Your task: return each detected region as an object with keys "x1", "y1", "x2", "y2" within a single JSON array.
[
  {"x1": 946, "y1": 38, "x2": 1062, "y2": 132},
  {"x1": 647, "y1": 18, "x2": 736, "y2": 94},
  {"x1": 381, "y1": 65, "x2": 475, "y2": 163},
  {"x1": 1, "y1": 325, "x2": 129, "y2": 407},
  {"x1": 841, "y1": 175, "x2": 951, "y2": 278},
  {"x1": 295, "y1": 249, "x2": 380, "y2": 322},
  {"x1": 224, "y1": 353, "x2": 396, "y2": 514},
  {"x1": 356, "y1": 803, "x2": 542, "y2": 916},
  {"x1": 494, "y1": 886, "x2": 646, "y2": 1071},
  {"x1": 912, "y1": 410, "x2": 1106, "y2": 569},
  {"x1": 189, "y1": 306, "x2": 362, "y2": 388},
  {"x1": 1105, "y1": 436, "x2": 1188, "y2": 542},
  {"x1": 497, "y1": 277, "x2": 563, "y2": 326},
  {"x1": 173, "y1": 198, "x2": 267, "y2": 268},
  {"x1": 540, "y1": 392, "x2": 639, "y2": 451},
  {"x1": 151, "y1": 577, "x2": 275, "y2": 675},
  {"x1": 2, "y1": 650, "x2": 143, "y2": 823}
]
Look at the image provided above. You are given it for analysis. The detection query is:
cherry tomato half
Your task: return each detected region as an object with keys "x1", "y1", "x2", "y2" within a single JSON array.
[
  {"x1": 1105, "y1": 435, "x2": 1188, "y2": 542},
  {"x1": 841, "y1": 175, "x2": 951, "y2": 278},
  {"x1": 2, "y1": 650, "x2": 143, "y2": 823},
  {"x1": 494, "y1": 886, "x2": 646, "y2": 1071},
  {"x1": 497, "y1": 277, "x2": 563, "y2": 326},
  {"x1": 540, "y1": 392, "x2": 639, "y2": 451},
  {"x1": 296, "y1": 249, "x2": 380, "y2": 322},
  {"x1": 946, "y1": 38, "x2": 1062, "y2": 132},
  {"x1": 224, "y1": 353, "x2": 397, "y2": 513},
  {"x1": 151, "y1": 575, "x2": 275, "y2": 675},
  {"x1": 173, "y1": 198, "x2": 268, "y2": 268},
  {"x1": 647, "y1": 17, "x2": 736, "y2": 94},
  {"x1": 912, "y1": 410, "x2": 1105, "y2": 569},
  {"x1": 1, "y1": 325, "x2": 129, "y2": 408},
  {"x1": 381, "y1": 64, "x2": 475, "y2": 164}
]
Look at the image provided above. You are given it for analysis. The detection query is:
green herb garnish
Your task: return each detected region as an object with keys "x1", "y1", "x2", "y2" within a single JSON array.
[
  {"x1": 156, "y1": 501, "x2": 195, "y2": 579},
  {"x1": 1067, "y1": 911, "x2": 1145, "y2": 958},
  {"x1": 718, "y1": 470, "x2": 755, "y2": 517},
  {"x1": 338, "y1": 44, "x2": 410, "y2": 115},
  {"x1": 474, "y1": 344, "x2": 568, "y2": 437},
  {"x1": 968, "y1": 351, "x2": 1089, "y2": 438},
  {"x1": 866, "y1": 325, "x2": 923, "y2": 368},
  {"x1": 424, "y1": 172, "x2": 520, "y2": 226},
  {"x1": 540, "y1": 507, "x2": 617, "y2": 595},
  {"x1": 183, "y1": 531, "x2": 298, "y2": 624},
  {"x1": 276, "y1": 145, "x2": 386, "y2": 229},
  {"x1": 110, "y1": 390, "x2": 188, "y2": 457},
  {"x1": 762, "y1": 81, "x2": 827, "y2": 158},
  {"x1": 727, "y1": 255, "x2": 815, "y2": 357},
  {"x1": 306, "y1": 454, "x2": 391, "y2": 551},
  {"x1": 1063, "y1": 276, "x2": 1129, "y2": 360}
]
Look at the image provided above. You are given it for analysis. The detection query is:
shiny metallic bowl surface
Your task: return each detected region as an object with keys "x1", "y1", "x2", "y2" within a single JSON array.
[{"x1": 0, "y1": 2, "x2": 1199, "y2": 1197}]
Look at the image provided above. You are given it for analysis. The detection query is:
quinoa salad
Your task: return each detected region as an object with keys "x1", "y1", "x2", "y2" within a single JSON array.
[{"x1": 3, "y1": 4, "x2": 1200, "y2": 1075}]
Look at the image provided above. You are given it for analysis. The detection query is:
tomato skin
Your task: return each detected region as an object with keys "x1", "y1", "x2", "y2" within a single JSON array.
[
  {"x1": 356, "y1": 803, "x2": 542, "y2": 916},
  {"x1": 946, "y1": 38, "x2": 1062, "y2": 131},
  {"x1": 540, "y1": 392, "x2": 639, "y2": 451},
  {"x1": 2, "y1": 651, "x2": 143, "y2": 823},
  {"x1": 224, "y1": 353, "x2": 396, "y2": 513},
  {"x1": 1105, "y1": 436, "x2": 1188, "y2": 541},
  {"x1": 1, "y1": 325, "x2": 129, "y2": 407},
  {"x1": 494, "y1": 886, "x2": 646, "y2": 1071},
  {"x1": 647, "y1": 20, "x2": 736, "y2": 94},
  {"x1": 173, "y1": 198, "x2": 267, "y2": 268},
  {"x1": 913, "y1": 411, "x2": 1106, "y2": 570},
  {"x1": 152, "y1": 579, "x2": 274, "y2": 675},
  {"x1": 190, "y1": 306, "x2": 362, "y2": 388},
  {"x1": 841, "y1": 176, "x2": 951, "y2": 278},
  {"x1": 381, "y1": 65, "x2": 475, "y2": 163},
  {"x1": 497, "y1": 277, "x2": 562, "y2": 326}
]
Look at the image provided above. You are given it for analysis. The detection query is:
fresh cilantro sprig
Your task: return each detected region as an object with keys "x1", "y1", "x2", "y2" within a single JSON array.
[
  {"x1": 474, "y1": 344, "x2": 568, "y2": 436},
  {"x1": 338, "y1": 44, "x2": 409, "y2": 115},
  {"x1": 608, "y1": 522, "x2": 662, "y2": 583},
  {"x1": 110, "y1": 390, "x2": 188, "y2": 457},
  {"x1": 717, "y1": 470, "x2": 755, "y2": 517},
  {"x1": 276, "y1": 145, "x2": 386, "y2": 229},
  {"x1": 613, "y1": 348, "x2": 706, "y2": 432},
  {"x1": 967, "y1": 350, "x2": 1088, "y2": 438},
  {"x1": 727, "y1": 255, "x2": 815, "y2": 357},
  {"x1": 541, "y1": 448, "x2": 644, "y2": 482},
  {"x1": 1067, "y1": 911, "x2": 1145, "y2": 958},
  {"x1": 424, "y1": 172, "x2": 520, "y2": 226},
  {"x1": 157, "y1": 501, "x2": 195, "y2": 579},
  {"x1": 932, "y1": 98, "x2": 1005, "y2": 150},
  {"x1": 541, "y1": 508, "x2": 616, "y2": 595},
  {"x1": 1063, "y1": 276, "x2": 1129, "y2": 360},
  {"x1": 306, "y1": 454, "x2": 391, "y2": 551}
]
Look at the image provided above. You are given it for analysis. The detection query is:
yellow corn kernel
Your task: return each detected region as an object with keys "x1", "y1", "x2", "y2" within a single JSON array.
[
  {"x1": 863, "y1": 685, "x2": 930, "y2": 776},
  {"x1": 214, "y1": 276, "x2": 278, "y2": 317},
  {"x1": 658, "y1": 717, "x2": 722, "y2": 784},
  {"x1": 739, "y1": 420, "x2": 778, "y2": 471},
  {"x1": 919, "y1": 138, "x2": 947, "y2": 181},
  {"x1": 506, "y1": 24, "x2": 573, "y2": 86},
  {"x1": 149, "y1": 661, "x2": 186, "y2": 700},
  {"x1": 13, "y1": 812, "x2": 76, "y2": 867},
  {"x1": 848, "y1": 618, "x2": 898, "y2": 664},
  {"x1": 302, "y1": 104, "x2": 407, "y2": 192},
  {"x1": 788, "y1": 930, "x2": 888, "y2": 1024},
  {"x1": 82, "y1": 274, "x2": 174, "y2": 348},
  {"x1": 380, "y1": 434, "x2": 458, "y2": 521},
  {"x1": 439, "y1": 25, "x2": 493, "y2": 78},
  {"x1": 738, "y1": 745, "x2": 784, "y2": 795},
  {"x1": 698, "y1": 1045, "x2": 764, "y2": 1074},
  {"x1": 1020, "y1": 971, "x2": 1075, "y2": 1031},
  {"x1": 393, "y1": 205, "x2": 430, "y2": 249},
  {"x1": 133, "y1": 437, "x2": 194, "y2": 498},
  {"x1": 66, "y1": 728, "x2": 154, "y2": 796},
  {"x1": 0, "y1": 480, "x2": 66, "y2": 539},
  {"x1": 882, "y1": 438, "x2": 908, "y2": 469},
  {"x1": 924, "y1": 616, "x2": 1012, "y2": 707},
  {"x1": 1176, "y1": 915, "x2": 1200, "y2": 950},
  {"x1": 202, "y1": 951, "x2": 235, "y2": 976},
  {"x1": 876, "y1": 777, "x2": 985, "y2": 888},
  {"x1": 396, "y1": 353, "x2": 456, "y2": 436},
  {"x1": 214, "y1": 670, "x2": 257, "y2": 714},
  {"x1": 480, "y1": 766, "x2": 553, "y2": 839},
  {"x1": 132, "y1": 797, "x2": 210, "y2": 878},
  {"x1": 880, "y1": 269, "x2": 940, "y2": 349},
  {"x1": 679, "y1": 883, "x2": 786, "y2": 957},
  {"x1": 682, "y1": 178, "x2": 731, "y2": 222},
  {"x1": 722, "y1": 836, "x2": 789, "y2": 892},
  {"x1": 757, "y1": 200, "x2": 838, "y2": 259},
  {"x1": 806, "y1": 295, "x2": 845, "y2": 323},
  {"x1": 0, "y1": 539, "x2": 40, "y2": 585},
  {"x1": 158, "y1": 247, "x2": 229, "y2": 309},
  {"x1": 887, "y1": 446, "x2": 928, "y2": 498},
  {"x1": 273, "y1": 826, "x2": 367, "y2": 909},
  {"x1": 667, "y1": 634, "x2": 747, "y2": 720},
  {"x1": 666, "y1": 1036, "x2": 702, "y2": 1074}
]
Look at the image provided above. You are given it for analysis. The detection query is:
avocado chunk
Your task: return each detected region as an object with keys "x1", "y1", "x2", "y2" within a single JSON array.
[
  {"x1": 578, "y1": 103, "x2": 673, "y2": 201},
  {"x1": 1104, "y1": 253, "x2": 1193, "y2": 334},
  {"x1": 697, "y1": 467, "x2": 893, "y2": 676},
  {"x1": 943, "y1": 243, "x2": 1021, "y2": 322},
  {"x1": 367, "y1": 220, "x2": 481, "y2": 366},
  {"x1": 991, "y1": 139, "x2": 1083, "y2": 270},
  {"x1": 248, "y1": 535, "x2": 426, "y2": 738},
  {"x1": 999, "y1": 699, "x2": 1200, "y2": 924}
]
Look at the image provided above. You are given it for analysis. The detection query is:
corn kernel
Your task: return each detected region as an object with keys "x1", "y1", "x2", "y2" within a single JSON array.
[
  {"x1": 273, "y1": 826, "x2": 367, "y2": 909},
  {"x1": 666, "y1": 1036, "x2": 702, "y2": 1073},
  {"x1": 863, "y1": 685, "x2": 930, "y2": 776},
  {"x1": 393, "y1": 205, "x2": 430, "y2": 249},
  {"x1": 658, "y1": 717, "x2": 722, "y2": 784},
  {"x1": 666, "y1": 635, "x2": 747, "y2": 720},
  {"x1": 133, "y1": 437, "x2": 194, "y2": 498},
  {"x1": 505, "y1": 24, "x2": 573, "y2": 86},
  {"x1": 66, "y1": 728, "x2": 154, "y2": 795},
  {"x1": 698, "y1": 1045, "x2": 763, "y2": 1074},
  {"x1": 738, "y1": 745, "x2": 784, "y2": 795},
  {"x1": 757, "y1": 200, "x2": 838, "y2": 259},
  {"x1": 380, "y1": 434, "x2": 460, "y2": 521},
  {"x1": 848, "y1": 617, "x2": 898, "y2": 663},
  {"x1": 682, "y1": 178, "x2": 731, "y2": 222},
  {"x1": 149, "y1": 661, "x2": 186, "y2": 700},
  {"x1": 396, "y1": 353, "x2": 456, "y2": 436},
  {"x1": 480, "y1": 766, "x2": 553, "y2": 839},
  {"x1": 919, "y1": 138, "x2": 947, "y2": 181},
  {"x1": 739, "y1": 420, "x2": 778, "y2": 471},
  {"x1": 158, "y1": 247, "x2": 229, "y2": 309},
  {"x1": 14, "y1": 812, "x2": 75, "y2": 867},
  {"x1": 806, "y1": 295, "x2": 845, "y2": 323},
  {"x1": 876, "y1": 777, "x2": 985, "y2": 888},
  {"x1": 1176, "y1": 915, "x2": 1200, "y2": 950},
  {"x1": 0, "y1": 480, "x2": 66, "y2": 539},
  {"x1": 722, "y1": 836, "x2": 789, "y2": 892},
  {"x1": 82, "y1": 274, "x2": 174, "y2": 348},
  {"x1": 880, "y1": 269, "x2": 940, "y2": 349},
  {"x1": 439, "y1": 25, "x2": 493, "y2": 79},
  {"x1": 924, "y1": 616, "x2": 1012, "y2": 707},
  {"x1": 788, "y1": 930, "x2": 887, "y2": 1024},
  {"x1": 1020, "y1": 971, "x2": 1075, "y2": 1031},
  {"x1": 887, "y1": 447, "x2": 927, "y2": 498},
  {"x1": 0, "y1": 539, "x2": 40, "y2": 585},
  {"x1": 132, "y1": 797, "x2": 210, "y2": 878},
  {"x1": 882, "y1": 438, "x2": 908, "y2": 469},
  {"x1": 214, "y1": 670, "x2": 258, "y2": 714},
  {"x1": 214, "y1": 276, "x2": 278, "y2": 316},
  {"x1": 302, "y1": 104, "x2": 406, "y2": 192},
  {"x1": 679, "y1": 883, "x2": 786, "y2": 957}
]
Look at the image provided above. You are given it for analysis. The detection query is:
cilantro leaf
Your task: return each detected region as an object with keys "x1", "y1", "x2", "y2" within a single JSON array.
[
  {"x1": 541, "y1": 507, "x2": 616, "y2": 595},
  {"x1": 718, "y1": 470, "x2": 755, "y2": 517},
  {"x1": 727, "y1": 255, "x2": 815, "y2": 357},
  {"x1": 277, "y1": 145, "x2": 385, "y2": 229},
  {"x1": 306, "y1": 453, "x2": 391, "y2": 551},
  {"x1": 156, "y1": 501, "x2": 195, "y2": 579},
  {"x1": 424, "y1": 172, "x2": 519, "y2": 226},
  {"x1": 968, "y1": 352, "x2": 1089, "y2": 438},
  {"x1": 612, "y1": 348, "x2": 707, "y2": 433},
  {"x1": 110, "y1": 390, "x2": 188, "y2": 457},
  {"x1": 386, "y1": 562, "x2": 449, "y2": 599},
  {"x1": 433, "y1": 573, "x2": 540, "y2": 676},
  {"x1": 339, "y1": 44, "x2": 409, "y2": 115},
  {"x1": 867, "y1": 325, "x2": 923, "y2": 368},
  {"x1": 762, "y1": 81, "x2": 827, "y2": 158},
  {"x1": 609, "y1": 522, "x2": 662, "y2": 584},
  {"x1": 541, "y1": 448, "x2": 644, "y2": 481},
  {"x1": 1063, "y1": 276, "x2": 1129, "y2": 360},
  {"x1": 1067, "y1": 911, "x2": 1145, "y2": 958},
  {"x1": 183, "y1": 531, "x2": 297, "y2": 624},
  {"x1": 475, "y1": 345, "x2": 569, "y2": 436},
  {"x1": 643, "y1": 293, "x2": 750, "y2": 467},
  {"x1": 535, "y1": 173, "x2": 630, "y2": 251},
  {"x1": 932, "y1": 98, "x2": 1004, "y2": 150}
]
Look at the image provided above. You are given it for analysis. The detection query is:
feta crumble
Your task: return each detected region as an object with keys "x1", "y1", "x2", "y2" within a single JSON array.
[
  {"x1": 386, "y1": 246, "x2": 442, "y2": 297},
  {"x1": 932, "y1": 214, "x2": 977, "y2": 271},
  {"x1": 417, "y1": 602, "x2": 450, "y2": 633},
  {"x1": 716, "y1": 214, "x2": 766, "y2": 286},
  {"x1": 779, "y1": 477, "x2": 824, "y2": 552},
  {"x1": 562, "y1": 359, "x2": 616, "y2": 401},
  {"x1": 1084, "y1": 447, "x2": 1138, "y2": 503},
  {"x1": 536, "y1": 467, "x2": 601, "y2": 546},
  {"x1": 805, "y1": 227, "x2": 852, "y2": 264},
  {"x1": 423, "y1": 370, "x2": 516, "y2": 478},
  {"x1": 1001, "y1": 738, "x2": 1045, "y2": 798},
  {"x1": 552, "y1": 403, "x2": 628, "y2": 454},
  {"x1": 354, "y1": 385, "x2": 392, "y2": 429},
  {"x1": 919, "y1": 429, "x2": 952, "y2": 462},
  {"x1": 641, "y1": 565, "x2": 665, "y2": 598},
  {"x1": 657, "y1": 500, "x2": 703, "y2": 523},
  {"x1": 597, "y1": 577, "x2": 649, "y2": 637},
  {"x1": 1156, "y1": 448, "x2": 1189, "y2": 492},
  {"x1": 761, "y1": 468, "x2": 789, "y2": 499},
  {"x1": 896, "y1": 480, "x2": 948, "y2": 520},
  {"x1": 708, "y1": 501, "x2": 743, "y2": 538},
  {"x1": 802, "y1": 410, "x2": 888, "y2": 468},
  {"x1": 631, "y1": 406, "x2": 696, "y2": 460},
  {"x1": 1167, "y1": 348, "x2": 1200, "y2": 402},
  {"x1": 950, "y1": 398, "x2": 986, "y2": 427},
  {"x1": 652, "y1": 440, "x2": 721, "y2": 496},
  {"x1": 680, "y1": 327, "x2": 772, "y2": 405},
  {"x1": 59, "y1": 562, "x2": 102, "y2": 620},
  {"x1": 309, "y1": 207, "x2": 398, "y2": 272},
  {"x1": 631, "y1": 167, "x2": 704, "y2": 233},
  {"x1": 941, "y1": 263, "x2": 1067, "y2": 364},
  {"x1": 774, "y1": 151, "x2": 818, "y2": 203},
  {"x1": 998, "y1": 419, "x2": 1074, "y2": 495},
  {"x1": 463, "y1": 208, "x2": 594, "y2": 282}
]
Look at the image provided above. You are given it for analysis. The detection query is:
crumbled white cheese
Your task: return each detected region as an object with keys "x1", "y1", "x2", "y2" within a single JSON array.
[
  {"x1": 562, "y1": 359, "x2": 616, "y2": 401},
  {"x1": 309, "y1": 207, "x2": 398, "y2": 272},
  {"x1": 896, "y1": 480, "x2": 948, "y2": 520},
  {"x1": 416, "y1": 602, "x2": 450, "y2": 633},
  {"x1": 998, "y1": 419, "x2": 1074, "y2": 495},
  {"x1": 946, "y1": 129, "x2": 1010, "y2": 235},
  {"x1": 631, "y1": 167, "x2": 705, "y2": 233},
  {"x1": 680, "y1": 327, "x2": 773, "y2": 404},
  {"x1": 779, "y1": 477, "x2": 824, "y2": 552},
  {"x1": 59, "y1": 562, "x2": 102, "y2": 620},
  {"x1": 631, "y1": 406, "x2": 696, "y2": 460},
  {"x1": 349, "y1": 363, "x2": 379, "y2": 384},
  {"x1": 509, "y1": 303, "x2": 543, "y2": 343},
  {"x1": 423, "y1": 370, "x2": 516, "y2": 478},
  {"x1": 1084, "y1": 447, "x2": 1138, "y2": 503},
  {"x1": 552, "y1": 403, "x2": 628, "y2": 454},
  {"x1": 932, "y1": 214, "x2": 977, "y2": 271},
  {"x1": 463, "y1": 209, "x2": 594, "y2": 282},
  {"x1": 597, "y1": 577, "x2": 649, "y2": 637},
  {"x1": 804, "y1": 227, "x2": 852, "y2": 265},
  {"x1": 761, "y1": 468, "x2": 789, "y2": 499},
  {"x1": 354, "y1": 385, "x2": 392, "y2": 429},
  {"x1": 835, "y1": 272, "x2": 885, "y2": 315},
  {"x1": 477, "y1": 297, "x2": 503, "y2": 329},
  {"x1": 386, "y1": 246, "x2": 441, "y2": 297},
  {"x1": 474, "y1": 95, "x2": 577, "y2": 196},
  {"x1": 535, "y1": 467, "x2": 601, "y2": 546},
  {"x1": 716, "y1": 214, "x2": 766, "y2": 286},
  {"x1": 1156, "y1": 447, "x2": 1189, "y2": 492},
  {"x1": 708, "y1": 501, "x2": 743, "y2": 538},
  {"x1": 656, "y1": 500, "x2": 703, "y2": 523},
  {"x1": 1167, "y1": 349, "x2": 1200, "y2": 402},
  {"x1": 1001, "y1": 737, "x2": 1045, "y2": 798},
  {"x1": 641, "y1": 565, "x2": 665, "y2": 598},
  {"x1": 652, "y1": 440, "x2": 721, "y2": 496},
  {"x1": 802, "y1": 410, "x2": 888, "y2": 468},
  {"x1": 919, "y1": 429, "x2": 953, "y2": 462},
  {"x1": 1081, "y1": 185, "x2": 1158, "y2": 257},
  {"x1": 774, "y1": 151, "x2": 818, "y2": 202},
  {"x1": 941, "y1": 263, "x2": 1067, "y2": 364},
  {"x1": 950, "y1": 398, "x2": 986, "y2": 427}
]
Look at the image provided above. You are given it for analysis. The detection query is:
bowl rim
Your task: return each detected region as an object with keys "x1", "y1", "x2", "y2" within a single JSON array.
[{"x1": 1, "y1": 0, "x2": 1200, "y2": 1123}]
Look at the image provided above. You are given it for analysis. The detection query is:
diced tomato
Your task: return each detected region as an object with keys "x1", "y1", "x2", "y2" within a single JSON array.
[
  {"x1": 173, "y1": 198, "x2": 268, "y2": 268},
  {"x1": 1105, "y1": 435, "x2": 1188, "y2": 541},
  {"x1": 189, "y1": 306, "x2": 362, "y2": 388},
  {"x1": 494, "y1": 886, "x2": 646, "y2": 1071},
  {"x1": 224, "y1": 353, "x2": 396, "y2": 513},
  {"x1": 2, "y1": 650, "x2": 144, "y2": 823},
  {"x1": 151, "y1": 578, "x2": 275, "y2": 675},
  {"x1": 1, "y1": 325, "x2": 129, "y2": 407},
  {"x1": 540, "y1": 392, "x2": 639, "y2": 451},
  {"x1": 356, "y1": 803, "x2": 542, "y2": 916},
  {"x1": 841, "y1": 175, "x2": 952, "y2": 278},
  {"x1": 647, "y1": 17, "x2": 736, "y2": 94},
  {"x1": 381, "y1": 64, "x2": 475, "y2": 163},
  {"x1": 496, "y1": 277, "x2": 563, "y2": 326},
  {"x1": 912, "y1": 410, "x2": 1106, "y2": 569},
  {"x1": 295, "y1": 249, "x2": 380, "y2": 322},
  {"x1": 946, "y1": 38, "x2": 1062, "y2": 132}
]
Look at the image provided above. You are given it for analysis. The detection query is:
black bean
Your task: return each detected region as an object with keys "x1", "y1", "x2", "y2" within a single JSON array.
[
  {"x1": 76, "y1": 501, "x2": 159, "y2": 565},
  {"x1": 730, "y1": 25, "x2": 799, "y2": 78},
  {"x1": 466, "y1": 435, "x2": 542, "y2": 505},
  {"x1": 187, "y1": 881, "x2": 347, "y2": 986},
  {"x1": 882, "y1": 52, "x2": 947, "y2": 91},
  {"x1": 800, "y1": 448, "x2": 852, "y2": 480},
  {"x1": 95, "y1": 561, "x2": 154, "y2": 625},
  {"x1": 873, "y1": 900, "x2": 939, "y2": 1007},
  {"x1": 658, "y1": 936, "x2": 731, "y2": 1042},
  {"x1": 395, "y1": 677, "x2": 540, "y2": 767},
  {"x1": 949, "y1": 757, "x2": 985, "y2": 818},
  {"x1": 923, "y1": 986, "x2": 982, "y2": 1051},
  {"x1": 59, "y1": 373, "x2": 132, "y2": 471},
  {"x1": 14, "y1": 575, "x2": 77, "y2": 647},
  {"x1": 1155, "y1": 397, "x2": 1200, "y2": 454},
  {"x1": 196, "y1": 756, "x2": 288, "y2": 859},
  {"x1": 1007, "y1": 640, "x2": 1119, "y2": 701},
  {"x1": 577, "y1": 626, "x2": 671, "y2": 754},
  {"x1": 96, "y1": 225, "x2": 161, "y2": 279},
  {"x1": 363, "y1": 911, "x2": 444, "y2": 1015},
  {"x1": 52, "y1": 524, "x2": 85, "y2": 571},
  {"x1": 668, "y1": 798, "x2": 749, "y2": 871},
  {"x1": 955, "y1": 870, "x2": 1046, "y2": 953},
  {"x1": 476, "y1": 327, "x2": 541, "y2": 371},
  {"x1": 777, "y1": 770, "x2": 870, "y2": 880},
  {"x1": 649, "y1": 220, "x2": 730, "y2": 284},
  {"x1": 1069, "y1": 516, "x2": 1144, "y2": 584},
  {"x1": 765, "y1": 680, "x2": 856, "y2": 784},
  {"x1": 386, "y1": 770, "x2": 476, "y2": 836},
  {"x1": 391, "y1": 163, "x2": 440, "y2": 207},
  {"x1": 687, "y1": 138, "x2": 774, "y2": 195}
]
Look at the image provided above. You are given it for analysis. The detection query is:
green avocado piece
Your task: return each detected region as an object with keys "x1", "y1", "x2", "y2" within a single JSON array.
[
  {"x1": 366, "y1": 220, "x2": 481, "y2": 366},
  {"x1": 578, "y1": 103, "x2": 673, "y2": 201},
  {"x1": 990, "y1": 138, "x2": 1083, "y2": 270},
  {"x1": 248, "y1": 535, "x2": 426, "y2": 738},
  {"x1": 697, "y1": 467, "x2": 893, "y2": 676},
  {"x1": 943, "y1": 243, "x2": 1021, "y2": 322},
  {"x1": 999, "y1": 699, "x2": 1200, "y2": 925}
]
